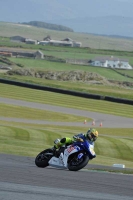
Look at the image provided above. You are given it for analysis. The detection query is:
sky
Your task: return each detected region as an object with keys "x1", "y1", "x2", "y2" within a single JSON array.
[
  {"x1": 0, "y1": 0, "x2": 133, "y2": 22},
  {"x1": 0, "y1": 0, "x2": 133, "y2": 37}
]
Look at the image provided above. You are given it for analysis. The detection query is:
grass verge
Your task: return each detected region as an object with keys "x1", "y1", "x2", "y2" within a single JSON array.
[
  {"x1": 0, "y1": 83, "x2": 133, "y2": 118},
  {"x1": 0, "y1": 123, "x2": 133, "y2": 169},
  {"x1": 0, "y1": 103, "x2": 91, "y2": 122},
  {"x1": 0, "y1": 84, "x2": 133, "y2": 169}
]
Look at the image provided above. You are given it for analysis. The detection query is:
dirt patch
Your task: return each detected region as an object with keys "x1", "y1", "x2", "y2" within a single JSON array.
[
  {"x1": 0, "y1": 69, "x2": 9, "y2": 73},
  {"x1": 4, "y1": 69, "x2": 133, "y2": 88}
]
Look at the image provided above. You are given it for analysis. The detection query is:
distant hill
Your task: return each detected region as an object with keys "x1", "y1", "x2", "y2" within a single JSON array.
[{"x1": 21, "y1": 21, "x2": 74, "y2": 32}]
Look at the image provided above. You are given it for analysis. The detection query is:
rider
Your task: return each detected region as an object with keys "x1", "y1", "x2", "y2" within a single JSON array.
[{"x1": 53, "y1": 128, "x2": 98, "y2": 159}]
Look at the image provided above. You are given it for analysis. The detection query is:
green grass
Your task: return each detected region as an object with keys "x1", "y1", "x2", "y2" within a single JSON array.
[
  {"x1": 0, "y1": 83, "x2": 133, "y2": 118},
  {"x1": 1, "y1": 35, "x2": 133, "y2": 60},
  {"x1": 1, "y1": 74, "x2": 133, "y2": 100},
  {"x1": 0, "y1": 27, "x2": 133, "y2": 170},
  {"x1": 8, "y1": 57, "x2": 133, "y2": 80},
  {"x1": 1, "y1": 33, "x2": 133, "y2": 101},
  {"x1": 39, "y1": 50, "x2": 133, "y2": 65},
  {"x1": 0, "y1": 84, "x2": 133, "y2": 168},
  {"x1": 0, "y1": 103, "x2": 91, "y2": 122},
  {"x1": 1, "y1": 57, "x2": 133, "y2": 99},
  {"x1": 0, "y1": 124, "x2": 133, "y2": 168},
  {"x1": 115, "y1": 69, "x2": 133, "y2": 78},
  {"x1": 0, "y1": 74, "x2": 133, "y2": 99}
]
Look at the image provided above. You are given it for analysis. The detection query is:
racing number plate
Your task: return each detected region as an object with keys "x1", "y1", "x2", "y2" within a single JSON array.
[{"x1": 67, "y1": 145, "x2": 75, "y2": 153}]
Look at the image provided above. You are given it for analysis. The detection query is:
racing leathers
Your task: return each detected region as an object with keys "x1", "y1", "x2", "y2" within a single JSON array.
[
  {"x1": 54, "y1": 133, "x2": 96, "y2": 159},
  {"x1": 73, "y1": 133, "x2": 96, "y2": 159}
]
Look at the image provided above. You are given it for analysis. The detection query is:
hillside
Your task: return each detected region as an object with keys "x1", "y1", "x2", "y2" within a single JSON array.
[
  {"x1": 1, "y1": 22, "x2": 133, "y2": 51},
  {"x1": 21, "y1": 21, "x2": 74, "y2": 32}
]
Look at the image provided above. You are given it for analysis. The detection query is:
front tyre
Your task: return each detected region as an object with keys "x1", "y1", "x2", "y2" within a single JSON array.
[
  {"x1": 68, "y1": 155, "x2": 89, "y2": 171},
  {"x1": 35, "y1": 149, "x2": 53, "y2": 168}
]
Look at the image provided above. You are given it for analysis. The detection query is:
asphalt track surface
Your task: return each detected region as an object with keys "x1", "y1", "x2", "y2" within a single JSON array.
[
  {"x1": 0, "y1": 97, "x2": 133, "y2": 128},
  {"x1": 0, "y1": 97, "x2": 133, "y2": 200},
  {"x1": 0, "y1": 154, "x2": 133, "y2": 200}
]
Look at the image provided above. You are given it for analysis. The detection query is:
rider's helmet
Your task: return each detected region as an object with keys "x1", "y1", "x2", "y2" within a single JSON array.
[{"x1": 86, "y1": 128, "x2": 98, "y2": 142}]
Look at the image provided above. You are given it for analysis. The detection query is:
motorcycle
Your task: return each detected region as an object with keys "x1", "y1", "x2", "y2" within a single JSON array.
[{"x1": 35, "y1": 140, "x2": 95, "y2": 171}]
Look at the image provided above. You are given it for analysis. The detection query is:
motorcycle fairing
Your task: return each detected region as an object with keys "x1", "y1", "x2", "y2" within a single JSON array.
[
  {"x1": 73, "y1": 141, "x2": 96, "y2": 157},
  {"x1": 48, "y1": 144, "x2": 80, "y2": 168},
  {"x1": 48, "y1": 156, "x2": 67, "y2": 169}
]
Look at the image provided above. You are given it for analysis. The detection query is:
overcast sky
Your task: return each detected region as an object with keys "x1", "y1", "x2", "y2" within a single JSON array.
[
  {"x1": 0, "y1": 0, "x2": 133, "y2": 22},
  {"x1": 0, "y1": 0, "x2": 133, "y2": 37}
]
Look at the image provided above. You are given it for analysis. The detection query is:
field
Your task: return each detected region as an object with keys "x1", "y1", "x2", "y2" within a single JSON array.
[
  {"x1": 1, "y1": 21, "x2": 133, "y2": 51},
  {"x1": 0, "y1": 84, "x2": 133, "y2": 169},
  {"x1": 0, "y1": 22, "x2": 133, "y2": 169},
  {"x1": 8, "y1": 57, "x2": 133, "y2": 78},
  {"x1": 0, "y1": 83, "x2": 133, "y2": 118},
  {"x1": 0, "y1": 57, "x2": 133, "y2": 100}
]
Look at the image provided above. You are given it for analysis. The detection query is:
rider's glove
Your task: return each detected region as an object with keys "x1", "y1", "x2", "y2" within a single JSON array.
[
  {"x1": 73, "y1": 136, "x2": 84, "y2": 142},
  {"x1": 77, "y1": 138, "x2": 84, "y2": 142}
]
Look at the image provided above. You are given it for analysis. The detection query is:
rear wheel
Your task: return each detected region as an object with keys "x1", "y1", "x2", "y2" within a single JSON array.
[
  {"x1": 35, "y1": 149, "x2": 53, "y2": 168},
  {"x1": 68, "y1": 154, "x2": 89, "y2": 171}
]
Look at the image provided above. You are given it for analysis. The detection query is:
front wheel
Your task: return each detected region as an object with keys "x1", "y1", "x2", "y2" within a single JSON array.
[
  {"x1": 35, "y1": 149, "x2": 54, "y2": 168},
  {"x1": 68, "y1": 154, "x2": 89, "y2": 171}
]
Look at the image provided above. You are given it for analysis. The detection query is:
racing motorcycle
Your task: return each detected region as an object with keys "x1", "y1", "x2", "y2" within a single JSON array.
[{"x1": 35, "y1": 140, "x2": 95, "y2": 171}]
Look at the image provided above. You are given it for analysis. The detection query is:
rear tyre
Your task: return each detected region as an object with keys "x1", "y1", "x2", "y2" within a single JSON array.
[
  {"x1": 35, "y1": 149, "x2": 53, "y2": 168},
  {"x1": 68, "y1": 154, "x2": 89, "y2": 171}
]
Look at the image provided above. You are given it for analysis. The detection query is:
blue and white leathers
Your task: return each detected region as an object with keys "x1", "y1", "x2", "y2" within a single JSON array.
[{"x1": 73, "y1": 133, "x2": 96, "y2": 158}]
